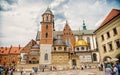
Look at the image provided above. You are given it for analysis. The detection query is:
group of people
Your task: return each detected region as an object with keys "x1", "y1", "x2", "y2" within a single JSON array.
[
  {"x1": 105, "y1": 63, "x2": 120, "y2": 75},
  {"x1": 31, "y1": 67, "x2": 38, "y2": 75},
  {"x1": 0, "y1": 65, "x2": 16, "y2": 75},
  {"x1": 20, "y1": 67, "x2": 38, "y2": 75}
]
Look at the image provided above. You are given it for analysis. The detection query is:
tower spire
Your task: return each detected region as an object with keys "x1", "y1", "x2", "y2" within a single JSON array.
[
  {"x1": 78, "y1": 28, "x2": 82, "y2": 40},
  {"x1": 83, "y1": 20, "x2": 87, "y2": 30},
  {"x1": 66, "y1": 20, "x2": 68, "y2": 25}
]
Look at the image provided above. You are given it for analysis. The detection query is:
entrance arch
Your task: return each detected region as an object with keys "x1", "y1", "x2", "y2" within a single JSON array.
[
  {"x1": 93, "y1": 53, "x2": 97, "y2": 61},
  {"x1": 103, "y1": 56, "x2": 111, "y2": 63},
  {"x1": 72, "y1": 59, "x2": 76, "y2": 66}
]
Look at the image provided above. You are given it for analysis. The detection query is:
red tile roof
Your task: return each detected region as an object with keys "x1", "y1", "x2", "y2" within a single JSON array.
[
  {"x1": 0, "y1": 47, "x2": 10, "y2": 54},
  {"x1": 10, "y1": 47, "x2": 22, "y2": 54},
  {"x1": 0, "y1": 46, "x2": 23, "y2": 55},
  {"x1": 100, "y1": 9, "x2": 120, "y2": 27},
  {"x1": 94, "y1": 9, "x2": 120, "y2": 33}
]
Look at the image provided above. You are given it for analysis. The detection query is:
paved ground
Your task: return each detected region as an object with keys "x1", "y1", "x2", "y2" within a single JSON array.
[{"x1": 13, "y1": 69, "x2": 105, "y2": 75}]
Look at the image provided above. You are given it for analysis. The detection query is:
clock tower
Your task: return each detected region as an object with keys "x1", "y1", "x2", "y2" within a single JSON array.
[{"x1": 40, "y1": 7, "x2": 54, "y2": 65}]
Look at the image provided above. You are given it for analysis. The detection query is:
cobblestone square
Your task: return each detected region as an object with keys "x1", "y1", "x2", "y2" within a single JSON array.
[{"x1": 13, "y1": 69, "x2": 105, "y2": 75}]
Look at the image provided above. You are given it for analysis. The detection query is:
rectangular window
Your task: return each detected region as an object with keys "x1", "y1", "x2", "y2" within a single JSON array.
[
  {"x1": 103, "y1": 45, "x2": 107, "y2": 52},
  {"x1": 108, "y1": 42, "x2": 113, "y2": 51},
  {"x1": 115, "y1": 39, "x2": 120, "y2": 48},
  {"x1": 113, "y1": 28, "x2": 117, "y2": 35},
  {"x1": 107, "y1": 32, "x2": 110, "y2": 38},
  {"x1": 101, "y1": 35, "x2": 104, "y2": 41}
]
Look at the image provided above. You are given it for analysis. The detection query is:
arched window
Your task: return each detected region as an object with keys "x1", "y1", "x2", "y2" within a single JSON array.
[
  {"x1": 66, "y1": 38, "x2": 70, "y2": 47},
  {"x1": 46, "y1": 25, "x2": 48, "y2": 29},
  {"x1": 54, "y1": 47, "x2": 56, "y2": 51},
  {"x1": 46, "y1": 33, "x2": 48, "y2": 38},
  {"x1": 44, "y1": 53, "x2": 48, "y2": 60},
  {"x1": 93, "y1": 53, "x2": 97, "y2": 61},
  {"x1": 64, "y1": 47, "x2": 66, "y2": 51},
  {"x1": 46, "y1": 16, "x2": 48, "y2": 21}
]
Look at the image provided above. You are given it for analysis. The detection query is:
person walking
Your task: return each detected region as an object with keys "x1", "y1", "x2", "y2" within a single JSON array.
[
  {"x1": 113, "y1": 64, "x2": 118, "y2": 75},
  {"x1": 105, "y1": 64, "x2": 112, "y2": 75},
  {"x1": 20, "y1": 67, "x2": 24, "y2": 75},
  {"x1": 116, "y1": 62, "x2": 120, "y2": 75},
  {"x1": 31, "y1": 67, "x2": 34, "y2": 75},
  {"x1": 0, "y1": 66, "x2": 3, "y2": 75}
]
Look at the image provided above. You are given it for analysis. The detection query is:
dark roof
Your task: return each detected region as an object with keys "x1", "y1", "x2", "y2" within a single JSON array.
[
  {"x1": 72, "y1": 30, "x2": 94, "y2": 35},
  {"x1": 36, "y1": 30, "x2": 94, "y2": 41},
  {"x1": 53, "y1": 39, "x2": 66, "y2": 46},
  {"x1": 36, "y1": 31, "x2": 40, "y2": 41},
  {"x1": 31, "y1": 44, "x2": 39, "y2": 49},
  {"x1": 43, "y1": 7, "x2": 53, "y2": 15}
]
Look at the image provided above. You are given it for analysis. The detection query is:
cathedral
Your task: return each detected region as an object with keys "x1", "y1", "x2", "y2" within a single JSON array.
[{"x1": 20, "y1": 7, "x2": 100, "y2": 70}]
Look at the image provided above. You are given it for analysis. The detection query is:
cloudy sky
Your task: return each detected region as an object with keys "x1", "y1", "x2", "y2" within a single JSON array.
[{"x1": 0, "y1": 0, "x2": 120, "y2": 47}]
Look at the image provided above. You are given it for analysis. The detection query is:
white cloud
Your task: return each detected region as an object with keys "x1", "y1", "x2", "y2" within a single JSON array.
[{"x1": 0, "y1": 0, "x2": 120, "y2": 46}]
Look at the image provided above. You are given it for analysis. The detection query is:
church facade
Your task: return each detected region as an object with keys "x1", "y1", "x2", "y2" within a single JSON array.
[{"x1": 20, "y1": 8, "x2": 99, "y2": 70}]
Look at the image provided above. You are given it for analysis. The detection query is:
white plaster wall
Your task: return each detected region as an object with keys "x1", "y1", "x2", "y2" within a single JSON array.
[{"x1": 40, "y1": 44, "x2": 52, "y2": 65}]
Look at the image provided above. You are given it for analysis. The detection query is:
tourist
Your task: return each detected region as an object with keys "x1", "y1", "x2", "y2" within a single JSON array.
[
  {"x1": 101, "y1": 64, "x2": 103, "y2": 71},
  {"x1": 42, "y1": 67, "x2": 44, "y2": 72},
  {"x1": 20, "y1": 67, "x2": 24, "y2": 75},
  {"x1": 116, "y1": 62, "x2": 120, "y2": 75},
  {"x1": 98, "y1": 64, "x2": 101, "y2": 71},
  {"x1": 34, "y1": 67, "x2": 38, "y2": 75},
  {"x1": 113, "y1": 64, "x2": 118, "y2": 75},
  {"x1": 31, "y1": 67, "x2": 34, "y2": 75},
  {"x1": 23, "y1": 69, "x2": 26, "y2": 75},
  {"x1": 8, "y1": 68, "x2": 13, "y2": 75},
  {"x1": 0, "y1": 66, "x2": 3, "y2": 75},
  {"x1": 2, "y1": 69, "x2": 5, "y2": 75},
  {"x1": 81, "y1": 65, "x2": 84, "y2": 70},
  {"x1": 105, "y1": 64, "x2": 112, "y2": 75}
]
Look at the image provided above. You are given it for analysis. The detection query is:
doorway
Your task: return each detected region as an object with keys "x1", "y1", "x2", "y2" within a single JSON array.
[{"x1": 72, "y1": 59, "x2": 76, "y2": 69}]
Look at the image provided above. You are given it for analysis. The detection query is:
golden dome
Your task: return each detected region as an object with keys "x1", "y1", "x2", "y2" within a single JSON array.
[{"x1": 75, "y1": 39, "x2": 88, "y2": 46}]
